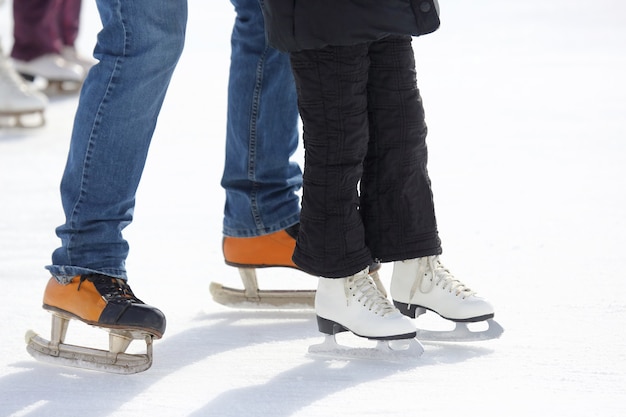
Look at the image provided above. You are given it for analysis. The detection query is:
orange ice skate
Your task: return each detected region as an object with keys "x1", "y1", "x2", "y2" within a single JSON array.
[
  {"x1": 211, "y1": 224, "x2": 317, "y2": 309},
  {"x1": 211, "y1": 224, "x2": 387, "y2": 309},
  {"x1": 26, "y1": 274, "x2": 165, "y2": 374}
]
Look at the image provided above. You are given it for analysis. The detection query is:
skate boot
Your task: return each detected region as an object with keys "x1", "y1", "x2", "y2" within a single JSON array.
[
  {"x1": 0, "y1": 50, "x2": 47, "y2": 128},
  {"x1": 390, "y1": 256, "x2": 503, "y2": 341},
  {"x1": 212, "y1": 224, "x2": 316, "y2": 308},
  {"x1": 25, "y1": 274, "x2": 165, "y2": 374},
  {"x1": 61, "y1": 46, "x2": 97, "y2": 74},
  {"x1": 308, "y1": 268, "x2": 423, "y2": 360},
  {"x1": 223, "y1": 223, "x2": 300, "y2": 269},
  {"x1": 12, "y1": 53, "x2": 85, "y2": 94}
]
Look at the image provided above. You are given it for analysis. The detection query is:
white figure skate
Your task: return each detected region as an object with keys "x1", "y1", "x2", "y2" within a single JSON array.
[
  {"x1": 12, "y1": 53, "x2": 85, "y2": 94},
  {"x1": 308, "y1": 268, "x2": 423, "y2": 361},
  {"x1": 391, "y1": 256, "x2": 504, "y2": 342},
  {"x1": 0, "y1": 48, "x2": 47, "y2": 127}
]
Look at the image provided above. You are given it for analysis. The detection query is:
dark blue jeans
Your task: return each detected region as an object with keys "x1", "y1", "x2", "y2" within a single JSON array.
[
  {"x1": 47, "y1": 0, "x2": 187, "y2": 282},
  {"x1": 221, "y1": 0, "x2": 302, "y2": 238}
]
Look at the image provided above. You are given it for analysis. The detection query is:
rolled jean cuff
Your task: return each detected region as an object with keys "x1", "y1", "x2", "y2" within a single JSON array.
[
  {"x1": 222, "y1": 214, "x2": 300, "y2": 238},
  {"x1": 45, "y1": 265, "x2": 128, "y2": 284}
]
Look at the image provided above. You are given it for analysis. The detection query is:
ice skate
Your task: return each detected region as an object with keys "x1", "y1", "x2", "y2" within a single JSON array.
[
  {"x1": 211, "y1": 224, "x2": 316, "y2": 308},
  {"x1": 12, "y1": 53, "x2": 85, "y2": 94},
  {"x1": 61, "y1": 46, "x2": 97, "y2": 74},
  {"x1": 308, "y1": 268, "x2": 423, "y2": 361},
  {"x1": 390, "y1": 256, "x2": 504, "y2": 342},
  {"x1": 212, "y1": 224, "x2": 387, "y2": 309},
  {"x1": 0, "y1": 49, "x2": 47, "y2": 128},
  {"x1": 25, "y1": 274, "x2": 166, "y2": 374}
]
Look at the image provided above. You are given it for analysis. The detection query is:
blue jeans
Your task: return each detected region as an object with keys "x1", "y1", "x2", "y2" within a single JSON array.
[
  {"x1": 46, "y1": 0, "x2": 187, "y2": 282},
  {"x1": 221, "y1": 0, "x2": 301, "y2": 238}
]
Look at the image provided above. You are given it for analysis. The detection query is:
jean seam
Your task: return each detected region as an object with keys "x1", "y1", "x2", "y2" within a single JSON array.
[{"x1": 249, "y1": 44, "x2": 270, "y2": 231}]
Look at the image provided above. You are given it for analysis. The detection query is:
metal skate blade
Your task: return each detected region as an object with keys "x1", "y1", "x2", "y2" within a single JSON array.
[
  {"x1": 210, "y1": 281, "x2": 314, "y2": 309},
  {"x1": 0, "y1": 110, "x2": 45, "y2": 128},
  {"x1": 308, "y1": 334, "x2": 424, "y2": 362},
  {"x1": 416, "y1": 319, "x2": 504, "y2": 342},
  {"x1": 25, "y1": 330, "x2": 153, "y2": 374},
  {"x1": 44, "y1": 79, "x2": 83, "y2": 95}
]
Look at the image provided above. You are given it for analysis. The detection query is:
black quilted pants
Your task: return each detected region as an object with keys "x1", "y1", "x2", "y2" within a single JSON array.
[{"x1": 290, "y1": 35, "x2": 442, "y2": 278}]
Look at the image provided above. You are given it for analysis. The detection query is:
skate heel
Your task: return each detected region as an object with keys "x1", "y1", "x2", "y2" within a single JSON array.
[
  {"x1": 222, "y1": 225, "x2": 300, "y2": 269},
  {"x1": 50, "y1": 312, "x2": 71, "y2": 348},
  {"x1": 393, "y1": 301, "x2": 427, "y2": 318},
  {"x1": 316, "y1": 315, "x2": 348, "y2": 335}
]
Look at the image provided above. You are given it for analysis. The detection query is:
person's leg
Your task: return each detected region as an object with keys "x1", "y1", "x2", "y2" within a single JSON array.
[
  {"x1": 289, "y1": 43, "x2": 374, "y2": 278},
  {"x1": 58, "y1": 0, "x2": 81, "y2": 47},
  {"x1": 28, "y1": 0, "x2": 187, "y2": 367},
  {"x1": 47, "y1": 0, "x2": 188, "y2": 282},
  {"x1": 57, "y1": 0, "x2": 98, "y2": 73},
  {"x1": 57, "y1": 0, "x2": 97, "y2": 73},
  {"x1": 361, "y1": 35, "x2": 441, "y2": 261},
  {"x1": 11, "y1": 0, "x2": 62, "y2": 61},
  {"x1": 221, "y1": 0, "x2": 301, "y2": 239},
  {"x1": 363, "y1": 36, "x2": 494, "y2": 323},
  {"x1": 11, "y1": 0, "x2": 85, "y2": 83}
]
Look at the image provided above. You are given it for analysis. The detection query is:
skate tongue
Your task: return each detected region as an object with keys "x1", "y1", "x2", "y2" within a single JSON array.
[{"x1": 308, "y1": 334, "x2": 424, "y2": 362}]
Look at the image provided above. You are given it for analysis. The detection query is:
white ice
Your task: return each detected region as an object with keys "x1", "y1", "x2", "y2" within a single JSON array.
[{"x1": 1, "y1": 1, "x2": 625, "y2": 416}]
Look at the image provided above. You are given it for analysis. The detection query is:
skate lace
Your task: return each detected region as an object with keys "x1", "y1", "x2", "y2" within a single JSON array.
[
  {"x1": 78, "y1": 275, "x2": 143, "y2": 304},
  {"x1": 410, "y1": 256, "x2": 475, "y2": 299},
  {"x1": 346, "y1": 271, "x2": 397, "y2": 317}
]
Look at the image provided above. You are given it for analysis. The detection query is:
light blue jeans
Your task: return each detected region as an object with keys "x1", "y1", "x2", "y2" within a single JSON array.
[
  {"x1": 47, "y1": 0, "x2": 187, "y2": 282},
  {"x1": 221, "y1": 0, "x2": 301, "y2": 237}
]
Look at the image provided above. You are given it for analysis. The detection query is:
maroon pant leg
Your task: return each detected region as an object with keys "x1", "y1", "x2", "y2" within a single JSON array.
[
  {"x1": 59, "y1": 0, "x2": 82, "y2": 47},
  {"x1": 11, "y1": 0, "x2": 63, "y2": 61}
]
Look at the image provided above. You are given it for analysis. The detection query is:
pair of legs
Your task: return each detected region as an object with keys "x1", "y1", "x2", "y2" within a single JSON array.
[
  {"x1": 290, "y1": 35, "x2": 441, "y2": 278},
  {"x1": 11, "y1": 0, "x2": 92, "y2": 85},
  {"x1": 11, "y1": 0, "x2": 82, "y2": 61},
  {"x1": 44, "y1": 0, "x2": 302, "y2": 339},
  {"x1": 50, "y1": 0, "x2": 296, "y2": 278},
  {"x1": 288, "y1": 36, "x2": 493, "y2": 339}
]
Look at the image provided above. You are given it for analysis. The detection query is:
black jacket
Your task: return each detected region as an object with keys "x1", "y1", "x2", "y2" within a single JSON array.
[{"x1": 261, "y1": 0, "x2": 440, "y2": 52}]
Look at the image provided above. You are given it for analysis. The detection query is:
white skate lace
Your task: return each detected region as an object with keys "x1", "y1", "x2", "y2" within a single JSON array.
[
  {"x1": 346, "y1": 271, "x2": 398, "y2": 317},
  {"x1": 409, "y1": 256, "x2": 476, "y2": 300}
]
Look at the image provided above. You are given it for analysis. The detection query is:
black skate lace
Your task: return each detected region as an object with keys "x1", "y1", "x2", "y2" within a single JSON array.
[
  {"x1": 78, "y1": 274, "x2": 143, "y2": 304},
  {"x1": 410, "y1": 256, "x2": 475, "y2": 299},
  {"x1": 346, "y1": 271, "x2": 397, "y2": 317}
]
